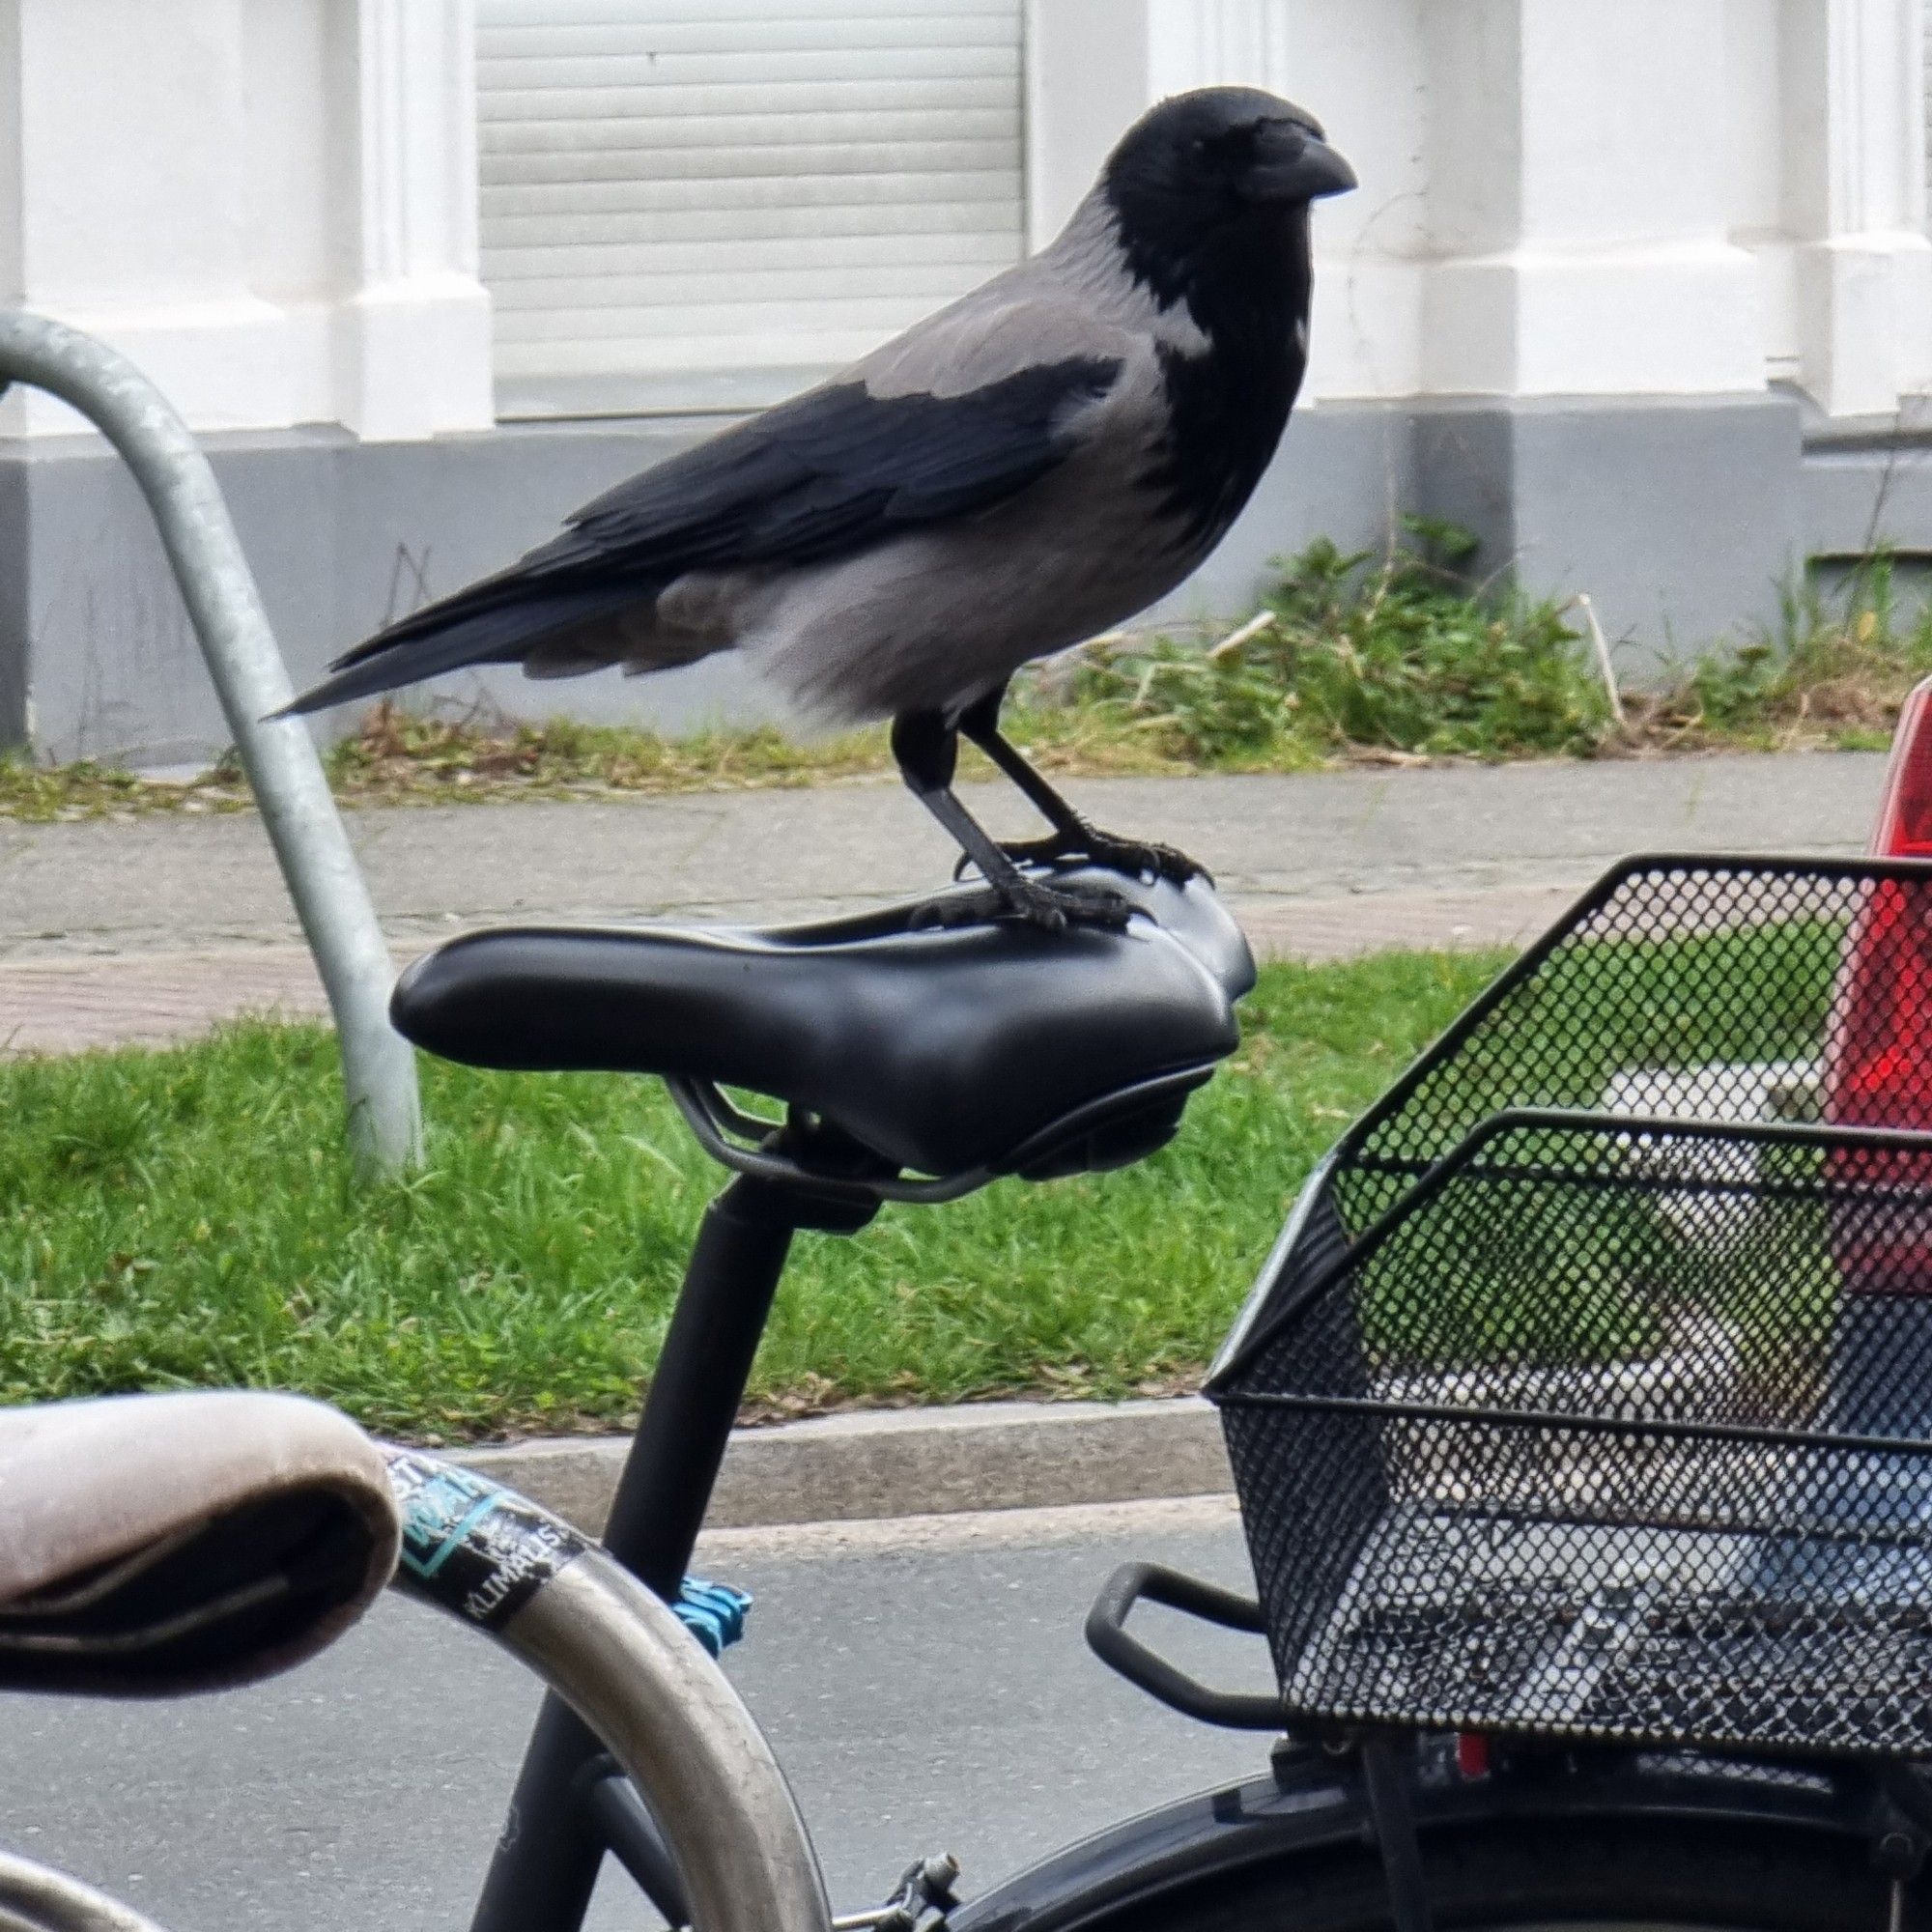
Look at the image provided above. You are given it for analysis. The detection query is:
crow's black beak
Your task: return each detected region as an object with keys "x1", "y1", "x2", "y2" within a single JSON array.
[{"x1": 1249, "y1": 124, "x2": 1356, "y2": 204}]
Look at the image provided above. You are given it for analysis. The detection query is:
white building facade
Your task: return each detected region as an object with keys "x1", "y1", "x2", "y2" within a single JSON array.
[{"x1": 2, "y1": 0, "x2": 1929, "y2": 758}]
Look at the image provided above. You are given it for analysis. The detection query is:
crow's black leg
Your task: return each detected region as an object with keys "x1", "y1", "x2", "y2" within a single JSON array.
[
  {"x1": 890, "y1": 710, "x2": 1130, "y2": 932},
  {"x1": 956, "y1": 685, "x2": 1210, "y2": 885}
]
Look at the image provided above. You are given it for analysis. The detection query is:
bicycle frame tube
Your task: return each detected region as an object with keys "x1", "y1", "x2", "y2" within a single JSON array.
[
  {"x1": 470, "y1": 1173, "x2": 817, "y2": 1932},
  {"x1": 497, "y1": 1559, "x2": 828, "y2": 1932},
  {"x1": 385, "y1": 1448, "x2": 830, "y2": 1932},
  {"x1": 0, "y1": 1850, "x2": 174, "y2": 1932}
]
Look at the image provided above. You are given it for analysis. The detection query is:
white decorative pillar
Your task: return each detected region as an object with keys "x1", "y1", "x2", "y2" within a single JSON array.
[
  {"x1": 0, "y1": 0, "x2": 299, "y2": 434},
  {"x1": 1419, "y1": 0, "x2": 1765, "y2": 397},
  {"x1": 0, "y1": 2, "x2": 20, "y2": 313},
  {"x1": 1021, "y1": 1, "x2": 1151, "y2": 248},
  {"x1": 0, "y1": 0, "x2": 492, "y2": 440},
  {"x1": 1782, "y1": 0, "x2": 1932, "y2": 416},
  {"x1": 1079, "y1": 0, "x2": 1767, "y2": 401},
  {"x1": 331, "y1": 0, "x2": 494, "y2": 440},
  {"x1": 1144, "y1": 0, "x2": 1282, "y2": 81}
]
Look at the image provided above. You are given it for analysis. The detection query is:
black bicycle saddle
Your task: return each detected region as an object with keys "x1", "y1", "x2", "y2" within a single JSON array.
[{"x1": 390, "y1": 867, "x2": 1255, "y2": 1182}]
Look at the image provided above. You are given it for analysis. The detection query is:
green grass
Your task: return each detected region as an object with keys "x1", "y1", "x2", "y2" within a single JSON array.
[
  {"x1": 1352, "y1": 918, "x2": 1845, "y2": 1161},
  {"x1": 1334, "y1": 917, "x2": 1856, "y2": 1380},
  {"x1": 7, "y1": 526, "x2": 1929, "y2": 822},
  {"x1": 0, "y1": 755, "x2": 243, "y2": 822},
  {"x1": 0, "y1": 700, "x2": 1190, "y2": 823},
  {"x1": 0, "y1": 951, "x2": 1502, "y2": 1441},
  {"x1": 1664, "y1": 554, "x2": 1932, "y2": 753},
  {"x1": 1354, "y1": 1119, "x2": 1840, "y2": 1385},
  {"x1": 2, "y1": 913, "x2": 1881, "y2": 1429},
  {"x1": 1065, "y1": 518, "x2": 1606, "y2": 766},
  {"x1": 1067, "y1": 524, "x2": 1932, "y2": 768}
]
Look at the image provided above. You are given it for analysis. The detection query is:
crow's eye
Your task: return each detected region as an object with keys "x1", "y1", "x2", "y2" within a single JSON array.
[{"x1": 1192, "y1": 126, "x2": 1257, "y2": 172}]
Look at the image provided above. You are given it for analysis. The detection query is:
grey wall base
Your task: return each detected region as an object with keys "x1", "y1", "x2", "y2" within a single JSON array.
[
  {"x1": 1411, "y1": 394, "x2": 1807, "y2": 667},
  {"x1": 2, "y1": 389, "x2": 1925, "y2": 764}
]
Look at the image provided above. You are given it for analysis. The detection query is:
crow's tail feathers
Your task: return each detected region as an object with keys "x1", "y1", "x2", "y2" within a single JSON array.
[{"x1": 274, "y1": 583, "x2": 637, "y2": 719}]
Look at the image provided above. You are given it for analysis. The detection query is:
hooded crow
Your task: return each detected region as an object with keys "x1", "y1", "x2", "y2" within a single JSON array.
[{"x1": 285, "y1": 87, "x2": 1354, "y2": 929}]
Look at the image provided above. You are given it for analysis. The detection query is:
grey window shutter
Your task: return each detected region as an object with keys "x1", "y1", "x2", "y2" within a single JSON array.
[{"x1": 477, "y1": 0, "x2": 1028, "y2": 418}]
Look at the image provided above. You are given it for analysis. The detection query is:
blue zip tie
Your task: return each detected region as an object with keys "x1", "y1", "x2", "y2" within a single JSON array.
[{"x1": 674, "y1": 1576, "x2": 752, "y2": 1657}]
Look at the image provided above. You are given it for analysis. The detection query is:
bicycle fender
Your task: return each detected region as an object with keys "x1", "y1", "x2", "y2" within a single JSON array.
[
  {"x1": 945, "y1": 1749, "x2": 1874, "y2": 1932},
  {"x1": 946, "y1": 1771, "x2": 1350, "y2": 1932}
]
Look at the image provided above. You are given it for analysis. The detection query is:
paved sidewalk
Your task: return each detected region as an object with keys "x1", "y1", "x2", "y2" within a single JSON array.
[{"x1": 0, "y1": 752, "x2": 1885, "y2": 1054}]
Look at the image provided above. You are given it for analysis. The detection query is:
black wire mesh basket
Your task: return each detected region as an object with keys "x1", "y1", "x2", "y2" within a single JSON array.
[{"x1": 1207, "y1": 855, "x2": 1932, "y2": 1759}]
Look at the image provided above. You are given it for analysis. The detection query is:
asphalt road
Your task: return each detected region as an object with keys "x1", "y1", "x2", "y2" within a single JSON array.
[{"x1": 0, "y1": 1498, "x2": 1268, "y2": 1932}]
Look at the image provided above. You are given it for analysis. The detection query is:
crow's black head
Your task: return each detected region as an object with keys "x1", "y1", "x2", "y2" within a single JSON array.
[
  {"x1": 1099, "y1": 90, "x2": 1352, "y2": 553},
  {"x1": 1100, "y1": 87, "x2": 1354, "y2": 312}
]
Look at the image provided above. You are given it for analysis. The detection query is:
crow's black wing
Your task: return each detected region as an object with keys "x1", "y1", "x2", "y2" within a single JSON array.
[
  {"x1": 538, "y1": 354, "x2": 1124, "y2": 576},
  {"x1": 285, "y1": 355, "x2": 1122, "y2": 714}
]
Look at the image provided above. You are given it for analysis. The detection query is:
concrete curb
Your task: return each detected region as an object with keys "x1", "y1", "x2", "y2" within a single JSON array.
[{"x1": 453, "y1": 1395, "x2": 1234, "y2": 1534}]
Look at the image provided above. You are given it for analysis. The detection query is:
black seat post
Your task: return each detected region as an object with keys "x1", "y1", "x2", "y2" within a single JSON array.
[
  {"x1": 603, "y1": 1175, "x2": 807, "y2": 1596},
  {"x1": 470, "y1": 1170, "x2": 867, "y2": 1932}
]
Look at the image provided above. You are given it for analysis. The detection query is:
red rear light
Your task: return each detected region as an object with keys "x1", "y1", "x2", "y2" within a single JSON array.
[
  {"x1": 1828, "y1": 882, "x2": 1932, "y2": 1127},
  {"x1": 1873, "y1": 679, "x2": 1932, "y2": 859},
  {"x1": 1825, "y1": 676, "x2": 1932, "y2": 1292}
]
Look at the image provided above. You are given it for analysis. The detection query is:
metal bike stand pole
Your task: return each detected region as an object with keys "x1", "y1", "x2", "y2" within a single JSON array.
[
  {"x1": 0, "y1": 311, "x2": 421, "y2": 1179},
  {"x1": 469, "y1": 1174, "x2": 825, "y2": 1932}
]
